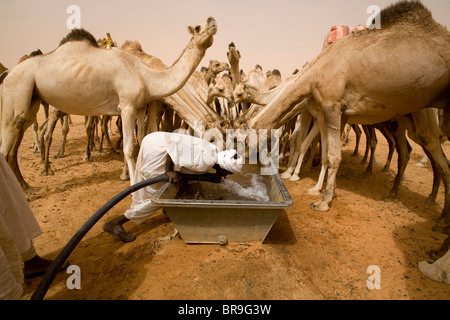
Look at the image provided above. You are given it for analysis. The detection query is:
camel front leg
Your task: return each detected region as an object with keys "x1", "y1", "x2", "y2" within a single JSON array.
[
  {"x1": 120, "y1": 106, "x2": 137, "y2": 184},
  {"x1": 309, "y1": 103, "x2": 341, "y2": 212}
]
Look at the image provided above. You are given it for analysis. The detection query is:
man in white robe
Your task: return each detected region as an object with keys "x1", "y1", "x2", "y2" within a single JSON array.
[
  {"x1": 103, "y1": 132, "x2": 243, "y2": 242},
  {"x1": 0, "y1": 155, "x2": 62, "y2": 299}
]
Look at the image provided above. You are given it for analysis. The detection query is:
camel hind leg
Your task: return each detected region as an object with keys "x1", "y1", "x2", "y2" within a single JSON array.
[
  {"x1": 1, "y1": 100, "x2": 41, "y2": 190},
  {"x1": 408, "y1": 109, "x2": 450, "y2": 224}
]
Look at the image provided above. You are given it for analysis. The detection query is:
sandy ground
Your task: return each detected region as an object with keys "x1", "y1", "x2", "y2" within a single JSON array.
[{"x1": 16, "y1": 111, "x2": 450, "y2": 300}]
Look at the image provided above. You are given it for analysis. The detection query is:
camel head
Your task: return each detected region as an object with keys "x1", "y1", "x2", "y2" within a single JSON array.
[
  {"x1": 233, "y1": 82, "x2": 250, "y2": 104},
  {"x1": 209, "y1": 59, "x2": 230, "y2": 74},
  {"x1": 208, "y1": 77, "x2": 234, "y2": 107},
  {"x1": 227, "y1": 42, "x2": 241, "y2": 63},
  {"x1": 187, "y1": 17, "x2": 217, "y2": 50}
]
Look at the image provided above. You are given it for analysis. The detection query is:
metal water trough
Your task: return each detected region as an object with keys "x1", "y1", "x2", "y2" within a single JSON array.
[{"x1": 152, "y1": 164, "x2": 293, "y2": 244}]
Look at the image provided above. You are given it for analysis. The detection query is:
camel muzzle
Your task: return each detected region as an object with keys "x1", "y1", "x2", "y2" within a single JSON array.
[{"x1": 206, "y1": 17, "x2": 217, "y2": 35}]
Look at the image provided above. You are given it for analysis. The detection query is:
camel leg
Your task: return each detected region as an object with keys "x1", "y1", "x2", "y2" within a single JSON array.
[
  {"x1": 385, "y1": 119, "x2": 409, "y2": 200},
  {"x1": 376, "y1": 123, "x2": 396, "y2": 172},
  {"x1": 308, "y1": 100, "x2": 339, "y2": 212},
  {"x1": 281, "y1": 112, "x2": 312, "y2": 179},
  {"x1": 120, "y1": 105, "x2": 138, "y2": 183},
  {"x1": 351, "y1": 124, "x2": 361, "y2": 156},
  {"x1": 341, "y1": 124, "x2": 350, "y2": 146},
  {"x1": 441, "y1": 108, "x2": 450, "y2": 142},
  {"x1": 40, "y1": 110, "x2": 59, "y2": 176},
  {"x1": 409, "y1": 110, "x2": 450, "y2": 224},
  {"x1": 290, "y1": 121, "x2": 320, "y2": 181},
  {"x1": 100, "y1": 115, "x2": 119, "y2": 153},
  {"x1": 31, "y1": 121, "x2": 40, "y2": 153},
  {"x1": 363, "y1": 125, "x2": 378, "y2": 176},
  {"x1": 55, "y1": 114, "x2": 69, "y2": 158},
  {"x1": 307, "y1": 164, "x2": 328, "y2": 195},
  {"x1": 423, "y1": 148, "x2": 441, "y2": 204},
  {"x1": 1, "y1": 100, "x2": 41, "y2": 190},
  {"x1": 147, "y1": 101, "x2": 163, "y2": 134},
  {"x1": 84, "y1": 116, "x2": 97, "y2": 161},
  {"x1": 136, "y1": 107, "x2": 147, "y2": 146}
]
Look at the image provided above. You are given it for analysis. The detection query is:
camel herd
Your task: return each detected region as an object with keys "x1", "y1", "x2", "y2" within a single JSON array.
[{"x1": 1, "y1": 1, "x2": 450, "y2": 275}]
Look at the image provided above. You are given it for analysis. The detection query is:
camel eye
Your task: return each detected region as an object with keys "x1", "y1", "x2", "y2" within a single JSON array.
[{"x1": 195, "y1": 25, "x2": 201, "y2": 32}]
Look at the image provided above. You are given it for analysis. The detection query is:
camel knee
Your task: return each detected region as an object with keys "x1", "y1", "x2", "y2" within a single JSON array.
[{"x1": 15, "y1": 117, "x2": 27, "y2": 129}]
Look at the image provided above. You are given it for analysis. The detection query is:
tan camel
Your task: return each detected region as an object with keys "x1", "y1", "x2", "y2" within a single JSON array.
[
  {"x1": 117, "y1": 39, "x2": 227, "y2": 179},
  {"x1": 1, "y1": 17, "x2": 217, "y2": 188},
  {"x1": 226, "y1": 42, "x2": 241, "y2": 89},
  {"x1": 249, "y1": 1, "x2": 450, "y2": 221},
  {"x1": 204, "y1": 60, "x2": 230, "y2": 85}
]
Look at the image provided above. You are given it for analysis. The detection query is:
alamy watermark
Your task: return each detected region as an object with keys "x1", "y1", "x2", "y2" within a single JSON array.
[
  {"x1": 367, "y1": 265, "x2": 381, "y2": 289},
  {"x1": 66, "y1": 265, "x2": 81, "y2": 290},
  {"x1": 66, "y1": 5, "x2": 81, "y2": 29},
  {"x1": 367, "y1": 5, "x2": 381, "y2": 29}
]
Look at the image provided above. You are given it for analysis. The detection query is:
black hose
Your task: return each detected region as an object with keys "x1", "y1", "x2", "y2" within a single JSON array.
[
  {"x1": 30, "y1": 172, "x2": 223, "y2": 300},
  {"x1": 30, "y1": 174, "x2": 170, "y2": 300}
]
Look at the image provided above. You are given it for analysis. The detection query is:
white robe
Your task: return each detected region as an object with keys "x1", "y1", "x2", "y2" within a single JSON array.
[
  {"x1": 0, "y1": 156, "x2": 42, "y2": 299},
  {"x1": 124, "y1": 132, "x2": 218, "y2": 224}
]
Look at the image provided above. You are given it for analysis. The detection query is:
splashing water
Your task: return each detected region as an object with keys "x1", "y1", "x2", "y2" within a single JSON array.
[
  {"x1": 178, "y1": 173, "x2": 270, "y2": 202},
  {"x1": 221, "y1": 173, "x2": 270, "y2": 202}
]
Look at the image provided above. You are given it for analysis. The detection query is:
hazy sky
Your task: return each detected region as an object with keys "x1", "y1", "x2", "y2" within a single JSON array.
[{"x1": 1, "y1": 0, "x2": 449, "y2": 78}]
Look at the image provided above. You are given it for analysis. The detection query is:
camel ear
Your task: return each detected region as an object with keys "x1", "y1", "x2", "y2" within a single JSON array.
[{"x1": 187, "y1": 26, "x2": 194, "y2": 35}]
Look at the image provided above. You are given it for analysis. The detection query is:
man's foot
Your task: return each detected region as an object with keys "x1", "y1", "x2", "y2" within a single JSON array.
[
  {"x1": 103, "y1": 215, "x2": 136, "y2": 242},
  {"x1": 23, "y1": 255, "x2": 69, "y2": 279}
]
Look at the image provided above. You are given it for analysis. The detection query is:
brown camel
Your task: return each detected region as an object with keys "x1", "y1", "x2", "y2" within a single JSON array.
[{"x1": 249, "y1": 1, "x2": 450, "y2": 222}]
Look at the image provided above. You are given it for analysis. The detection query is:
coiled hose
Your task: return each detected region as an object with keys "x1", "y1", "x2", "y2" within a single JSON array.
[{"x1": 31, "y1": 173, "x2": 222, "y2": 300}]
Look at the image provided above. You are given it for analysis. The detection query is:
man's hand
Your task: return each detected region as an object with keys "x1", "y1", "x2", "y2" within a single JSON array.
[{"x1": 166, "y1": 170, "x2": 179, "y2": 183}]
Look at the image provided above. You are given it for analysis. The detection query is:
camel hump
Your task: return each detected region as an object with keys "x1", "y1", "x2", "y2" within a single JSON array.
[
  {"x1": 121, "y1": 40, "x2": 143, "y2": 52},
  {"x1": 59, "y1": 28, "x2": 99, "y2": 47},
  {"x1": 381, "y1": 0, "x2": 433, "y2": 28}
]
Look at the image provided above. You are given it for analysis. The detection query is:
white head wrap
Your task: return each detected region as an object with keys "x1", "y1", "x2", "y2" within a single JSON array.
[{"x1": 217, "y1": 149, "x2": 244, "y2": 174}]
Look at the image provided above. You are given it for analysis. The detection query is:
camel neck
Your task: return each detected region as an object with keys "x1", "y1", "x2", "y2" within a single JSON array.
[
  {"x1": 248, "y1": 85, "x2": 281, "y2": 106},
  {"x1": 143, "y1": 39, "x2": 206, "y2": 99}
]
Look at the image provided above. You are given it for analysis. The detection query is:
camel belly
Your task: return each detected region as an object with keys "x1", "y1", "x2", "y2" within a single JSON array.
[
  {"x1": 36, "y1": 87, "x2": 120, "y2": 116},
  {"x1": 33, "y1": 57, "x2": 122, "y2": 116}
]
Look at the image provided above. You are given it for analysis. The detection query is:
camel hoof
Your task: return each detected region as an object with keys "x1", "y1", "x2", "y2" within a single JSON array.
[
  {"x1": 289, "y1": 175, "x2": 300, "y2": 181},
  {"x1": 280, "y1": 172, "x2": 292, "y2": 179},
  {"x1": 383, "y1": 193, "x2": 398, "y2": 202},
  {"x1": 306, "y1": 188, "x2": 322, "y2": 196},
  {"x1": 415, "y1": 162, "x2": 427, "y2": 168},
  {"x1": 309, "y1": 200, "x2": 329, "y2": 212},
  {"x1": 425, "y1": 197, "x2": 438, "y2": 206},
  {"x1": 40, "y1": 170, "x2": 54, "y2": 176}
]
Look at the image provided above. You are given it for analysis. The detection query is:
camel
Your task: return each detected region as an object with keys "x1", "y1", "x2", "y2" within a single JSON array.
[
  {"x1": 260, "y1": 69, "x2": 282, "y2": 91},
  {"x1": 204, "y1": 60, "x2": 230, "y2": 85},
  {"x1": 249, "y1": 1, "x2": 450, "y2": 222},
  {"x1": 226, "y1": 42, "x2": 241, "y2": 89},
  {"x1": 1, "y1": 17, "x2": 218, "y2": 188}
]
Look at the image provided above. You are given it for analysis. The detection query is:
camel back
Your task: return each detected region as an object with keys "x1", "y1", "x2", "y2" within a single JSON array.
[{"x1": 59, "y1": 28, "x2": 99, "y2": 47}]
